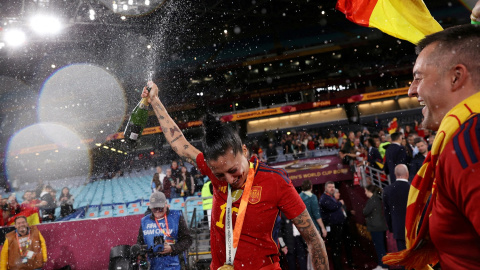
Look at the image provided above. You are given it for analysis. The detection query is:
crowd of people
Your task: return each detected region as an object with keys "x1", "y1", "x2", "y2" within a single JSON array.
[{"x1": 0, "y1": 185, "x2": 75, "y2": 226}]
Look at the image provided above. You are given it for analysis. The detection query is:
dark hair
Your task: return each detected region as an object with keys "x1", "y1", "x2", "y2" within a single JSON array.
[
  {"x1": 390, "y1": 132, "x2": 402, "y2": 142},
  {"x1": 202, "y1": 114, "x2": 243, "y2": 161},
  {"x1": 301, "y1": 180, "x2": 312, "y2": 191},
  {"x1": 365, "y1": 184, "x2": 382, "y2": 197},
  {"x1": 14, "y1": 215, "x2": 27, "y2": 224},
  {"x1": 416, "y1": 24, "x2": 480, "y2": 87},
  {"x1": 367, "y1": 138, "x2": 376, "y2": 148},
  {"x1": 414, "y1": 137, "x2": 427, "y2": 145},
  {"x1": 45, "y1": 185, "x2": 53, "y2": 190},
  {"x1": 59, "y1": 187, "x2": 71, "y2": 199}
]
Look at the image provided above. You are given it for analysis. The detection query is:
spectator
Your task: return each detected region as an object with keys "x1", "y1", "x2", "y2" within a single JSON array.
[
  {"x1": 363, "y1": 185, "x2": 388, "y2": 270},
  {"x1": 366, "y1": 138, "x2": 383, "y2": 170},
  {"x1": 191, "y1": 167, "x2": 204, "y2": 193},
  {"x1": 384, "y1": 23, "x2": 480, "y2": 269},
  {"x1": 20, "y1": 191, "x2": 41, "y2": 211},
  {"x1": 383, "y1": 164, "x2": 410, "y2": 262},
  {"x1": 155, "y1": 166, "x2": 166, "y2": 191},
  {"x1": 177, "y1": 166, "x2": 194, "y2": 197},
  {"x1": 170, "y1": 160, "x2": 181, "y2": 180},
  {"x1": 378, "y1": 134, "x2": 391, "y2": 158},
  {"x1": 137, "y1": 192, "x2": 192, "y2": 270},
  {"x1": 266, "y1": 142, "x2": 278, "y2": 163},
  {"x1": 320, "y1": 181, "x2": 345, "y2": 270},
  {"x1": 38, "y1": 185, "x2": 56, "y2": 222},
  {"x1": 0, "y1": 216, "x2": 47, "y2": 270},
  {"x1": 59, "y1": 187, "x2": 75, "y2": 218},
  {"x1": 406, "y1": 132, "x2": 419, "y2": 157},
  {"x1": 334, "y1": 189, "x2": 356, "y2": 269},
  {"x1": 384, "y1": 132, "x2": 407, "y2": 183},
  {"x1": 307, "y1": 136, "x2": 315, "y2": 150},
  {"x1": 300, "y1": 180, "x2": 327, "y2": 238},
  {"x1": 279, "y1": 213, "x2": 307, "y2": 270},
  {"x1": 409, "y1": 138, "x2": 428, "y2": 182},
  {"x1": 163, "y1": 169, "x2": 173, "y2": 199},
  {"x1": 152, "y1": 173, "x2": 162, "y2": 193}
]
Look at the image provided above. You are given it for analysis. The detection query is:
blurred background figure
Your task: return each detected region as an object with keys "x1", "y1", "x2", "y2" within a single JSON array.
[
  {"x1": 363, "y1": 185, "x2": 388, "y2": 270},
  {"x1": 59, "y1": 187, "x2": 75, "y2": 218}
]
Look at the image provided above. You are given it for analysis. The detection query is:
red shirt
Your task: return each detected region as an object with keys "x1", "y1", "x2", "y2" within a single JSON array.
[
  {"x1": 430, "y1": 114, "x2": 480, "y2": 269},
  {"x1": 196, "y1": 153, "x2": 305, "y2": 270}
]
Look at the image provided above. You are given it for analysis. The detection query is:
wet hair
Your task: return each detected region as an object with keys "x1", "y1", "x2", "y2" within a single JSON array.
[
  {"x1": 202, "y1": 113, "x2": 243, "y2": 161},
  {"x1": 365, "y1": 184, "x2": 382, "y2": 197},
  {"x1": 301, "y1": 180, "x2": 312, "y2": 191},
  {"x1": 14, "y1": 215, "x2": 27, "y2": 224},
  {"x1": 416, "y1": 24, "x2": 480, "y2": 87}
]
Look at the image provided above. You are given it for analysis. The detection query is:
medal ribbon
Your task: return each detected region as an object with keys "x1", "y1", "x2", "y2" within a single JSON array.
[
  {"x1": 225, "y1": 159, "x2": 258, "y2": 266},
  {"x1": 154, "y1": 215, "x2": 171, "y2": 238},
  {"x1": 16, "y1": 232, "x2": 30, "y2": 257}
]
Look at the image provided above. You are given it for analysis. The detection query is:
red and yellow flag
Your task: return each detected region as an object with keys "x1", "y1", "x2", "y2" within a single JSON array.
[
  {"x1": 387, "y1": 117, "x2": 398, "y2": 134},
  {"x1": 8, "y1": 208, "x2": 41, "y2": 226},
  {"x1": 336, "y1": 0, "x2": 443, "y2": 44}
]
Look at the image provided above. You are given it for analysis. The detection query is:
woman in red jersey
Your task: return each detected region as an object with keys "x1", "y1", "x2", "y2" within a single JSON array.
[{"x1": 140, "y1": 82, "x2": 328, "y2": 270}]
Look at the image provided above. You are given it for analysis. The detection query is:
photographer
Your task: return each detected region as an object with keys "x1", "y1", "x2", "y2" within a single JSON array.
[{"x1": 136, "y1": 192, "x2": 192, "y2": 270}]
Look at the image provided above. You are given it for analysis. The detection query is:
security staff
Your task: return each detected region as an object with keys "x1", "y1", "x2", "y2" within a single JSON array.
[
  {"x1": 137, "y1": 192, "x2": 192, "y2": 270},
  {"x1": 201, "y1": 179, "x2": 213, "y2": 229}
]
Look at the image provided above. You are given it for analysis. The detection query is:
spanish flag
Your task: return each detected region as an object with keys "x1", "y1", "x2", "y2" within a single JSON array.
[
  {"x1": 336, "y1": 0, "x2": 443, "y2": 44},
  {"x1": 387, "y1": 117, "x2": 398, "y2": 134},
  {"x1": 8, "y1": 208, "x2": 41, "y2": 226}
]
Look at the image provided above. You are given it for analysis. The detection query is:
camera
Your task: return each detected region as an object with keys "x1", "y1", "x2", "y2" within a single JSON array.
[{"x1": 152, "y1": 235, "x2": 164, "y2": 253}]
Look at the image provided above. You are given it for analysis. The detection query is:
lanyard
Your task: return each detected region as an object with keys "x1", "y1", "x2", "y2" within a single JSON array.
[
  {"x1": 154, "y1": 215, "x2": 171, "y2": 238},
  {"x1": 16, "y1": 232, "x2": 31, "y2": 257},
  {"x1": 225, "y1": 159, "x2": 258, "y2": 266}
]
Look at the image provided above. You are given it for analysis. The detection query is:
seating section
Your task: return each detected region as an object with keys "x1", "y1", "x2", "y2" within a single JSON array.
[{"x1": 15, "y1": 167, "x2": 204, "y2": 223}]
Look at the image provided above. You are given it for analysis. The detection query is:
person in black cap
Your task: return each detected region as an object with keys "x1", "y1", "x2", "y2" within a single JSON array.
[{"x1": 137, "y1": 192, "x2": 192, "y2": 270}]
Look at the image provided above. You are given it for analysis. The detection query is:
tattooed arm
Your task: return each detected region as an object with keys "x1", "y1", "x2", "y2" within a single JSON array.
[
  {"x1": 292, "y1": 209, "x2": 329, "y2": 270},
  {"x1": 141, "y1": 81, "x2": 201, "y2": 166}
]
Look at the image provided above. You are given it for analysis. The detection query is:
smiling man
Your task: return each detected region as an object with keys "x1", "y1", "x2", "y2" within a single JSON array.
[
  {"x1": 383, "y1": 24, "x2": 480, "y2": 269},
  {"x1": 1, "y1": 216, "x2": 47, "y2": 270}
]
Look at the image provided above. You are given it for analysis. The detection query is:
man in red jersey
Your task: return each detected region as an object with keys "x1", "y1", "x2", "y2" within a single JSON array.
[
  {"x1": 383, "y1": 23, "x2": 480, "y2": 270},
  {"x1": 140, "y1": 82, "x2": 328, "y2": 270}
]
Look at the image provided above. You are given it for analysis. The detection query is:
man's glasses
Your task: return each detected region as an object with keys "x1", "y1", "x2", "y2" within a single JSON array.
[{"x1": 152, "y1": 207, "x2": 165, "y2": 212}]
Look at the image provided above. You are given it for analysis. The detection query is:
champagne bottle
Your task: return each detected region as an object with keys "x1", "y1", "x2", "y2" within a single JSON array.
[{"x1": 124, "y1": 88, "x2": 150, "y2": 142}]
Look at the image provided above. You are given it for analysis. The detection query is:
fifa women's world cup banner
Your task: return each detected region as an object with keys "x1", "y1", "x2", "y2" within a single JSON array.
[{"x1": 271, "y1": 155, "x2": 353, "y2": 187}]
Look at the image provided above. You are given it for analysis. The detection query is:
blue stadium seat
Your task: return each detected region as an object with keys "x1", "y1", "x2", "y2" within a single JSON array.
[
  {"x1": 85, "y1": 206, "x2": 100, "y2": 219},
  {"x1": 99, "y1": 206, "x2": 114, "y2": 218},
  {"x1": 169, "y1": 198, "x2": 185, "y2": 210}
]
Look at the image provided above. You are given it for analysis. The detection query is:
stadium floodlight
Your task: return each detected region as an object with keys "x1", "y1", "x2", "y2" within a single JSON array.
[
  {"x1": 4, "y1": 29, "x2": 26, "y2": 47},
  {"x1": 29, "y1": 15, "x2": 62, "y2": 35}
]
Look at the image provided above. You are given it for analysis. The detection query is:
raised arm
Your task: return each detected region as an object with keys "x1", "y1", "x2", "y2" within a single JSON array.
[
  {"x1": 142, "y1": 81, "x2": 201, "y2": 166},
  {"x1": 292, "y1": 209, "x2": 329, "y2": 270}
]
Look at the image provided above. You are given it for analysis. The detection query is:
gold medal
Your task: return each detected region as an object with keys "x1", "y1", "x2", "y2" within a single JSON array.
[{"x1": 217, "y1": 264, "x2": 234, "y2": 270}]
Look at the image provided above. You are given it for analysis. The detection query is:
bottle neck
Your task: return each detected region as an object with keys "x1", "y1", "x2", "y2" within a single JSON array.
[{"x1": 139, "y1": 98, "x2": 149, "y2": 110}]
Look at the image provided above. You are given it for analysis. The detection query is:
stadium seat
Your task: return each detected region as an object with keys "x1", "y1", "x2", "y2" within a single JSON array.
[
  {"x1": 85, "y1": 206, "x2": 100, "y2": 219},
  {"x1": 100, "y1": 206, "x2": 114, "y2": 218},
  {"x1": 169, "y1": 198, "x2": 185, "y2": 210}
]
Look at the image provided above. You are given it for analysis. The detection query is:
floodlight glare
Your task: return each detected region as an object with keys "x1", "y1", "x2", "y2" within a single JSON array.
[
  {"x1": 29, "y1": 15, "x2": 62, "y2": 35},
  {"x1": 4, "y1": 29, "x2": 26, "y2": 47}
]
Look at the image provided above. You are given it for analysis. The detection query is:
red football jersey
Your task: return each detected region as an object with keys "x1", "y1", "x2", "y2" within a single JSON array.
[{"x1": 196, "y1": 153, "x2": 305, "y2": 270}]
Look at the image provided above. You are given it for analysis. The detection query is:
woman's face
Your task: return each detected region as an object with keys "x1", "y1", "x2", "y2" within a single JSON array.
[
  {"x1": 207, "y1": 145, "x2": 249, "y2": 190},
  {"x1": 62, "y1": 188, "x2": 69, "y2": 195},
  {"x1": 181, "y1": 166, "x2": 187, "y2": 173},
  {"x1": 365, "y1": 189, "x2": 373, "y2": 198}
]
